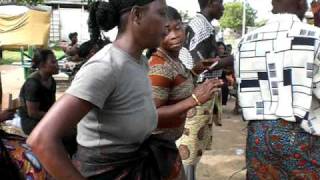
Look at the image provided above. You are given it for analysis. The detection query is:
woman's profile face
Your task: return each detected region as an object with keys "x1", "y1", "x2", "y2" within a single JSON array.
[{"x1": 44, "y1": 54, "x2": 59, "y2": 75}]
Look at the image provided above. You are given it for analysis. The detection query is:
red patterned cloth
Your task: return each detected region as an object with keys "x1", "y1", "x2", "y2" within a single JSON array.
[{"x1": 246, "y1": 120, "x2": 320, "y2": 179}]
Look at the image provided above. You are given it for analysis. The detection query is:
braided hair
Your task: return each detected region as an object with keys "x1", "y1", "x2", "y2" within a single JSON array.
[{"x1": 88, "y1": 0, "x2": 156, "y2": 44}]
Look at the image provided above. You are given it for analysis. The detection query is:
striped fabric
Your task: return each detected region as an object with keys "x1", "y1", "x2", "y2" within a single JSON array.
[{"x1": 149, "y1": 49, "x2": 194, "y2": 141}]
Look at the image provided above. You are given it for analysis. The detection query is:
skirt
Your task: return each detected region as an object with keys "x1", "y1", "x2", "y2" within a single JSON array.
[
  {"x1": 247, "y1": 120, "x2": 320, "y2": 180},
  {"x1": 212, "y1": 91, "x2": 222, "y2": 126},
  {"x1": 176, "y1": 98, "x2": 215, "y2": 165},
  {"x1": 73, "y1": 135, "x2": 185, "y2": 180}
]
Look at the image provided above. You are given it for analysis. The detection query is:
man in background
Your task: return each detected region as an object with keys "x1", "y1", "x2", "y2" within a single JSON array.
[{"x1": 236, "y1": 0, "x2": 320, "y2": 178}]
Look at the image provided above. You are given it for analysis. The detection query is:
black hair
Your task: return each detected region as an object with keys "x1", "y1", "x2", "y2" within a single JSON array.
[
  {"x1": 146, "y1": 48, "x2": 157, "y2": 59},
  {"x1": 166, "y1": 6, "x2": 182, "y2": 21},
  {"x1": 78, "y1": 40, "x2": 98, "y2": 58},
  {"x1": 198, "y1": 0, "x2": 221, "y2": 10},
  {"x1": 68, "y1": 32, "x2": 78, "y2": 40},
  {"x1": 88, "y1": 0, "x2": 155, "y2": 43},
  {"x1": 31, "y1": 49, "x2": 54, "y2": 69},
  {"x1": 198, "y1": 0, "x2": 210, "y2": 10},
  {"x1": 226, "y1": 44, "x2": 232, "y2": 50},
  {"x1": 145, "y1": 6, "x2": 181, "y2": 59},
  {"x1": 217, "y1": 41, "x2": 226, "y2": 51}
]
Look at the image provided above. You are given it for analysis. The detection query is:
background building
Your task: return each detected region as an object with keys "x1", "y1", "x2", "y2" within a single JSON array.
[{"x1": 44, "y1": 0, "x2": 90, "y2": 43}]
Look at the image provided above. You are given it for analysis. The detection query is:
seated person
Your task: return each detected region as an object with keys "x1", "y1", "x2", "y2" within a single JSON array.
[
  {"x1": 19, "y1": 49, "x2": 59, "y2": 135},
  {"x1": 69, "y1": 40, "x2": 100, "y2": 80},
  {"x1": 63, "y1": 32, "x2": 79, "y2": 57},
  {"x1": 60, "y1": 32, "x2": 81, "y2": 64},
  {"x1": 19, "y1": 49, "x2": 77, "y2": 156}
]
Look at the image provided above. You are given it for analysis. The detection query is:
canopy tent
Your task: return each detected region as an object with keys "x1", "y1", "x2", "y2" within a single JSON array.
[{"x1": 0, "y1": 5, "x2": 51, "y2": 49}]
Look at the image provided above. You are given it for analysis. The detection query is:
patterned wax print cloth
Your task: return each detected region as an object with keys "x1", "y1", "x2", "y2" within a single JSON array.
[{"x1": 247, "y1": 120, "x2": 320, "y2": 180}]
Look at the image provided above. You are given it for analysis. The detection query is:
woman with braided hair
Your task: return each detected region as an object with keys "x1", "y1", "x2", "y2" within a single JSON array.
[{"x1": 27, "y1": 0, "x2": 175, "y2": 180}]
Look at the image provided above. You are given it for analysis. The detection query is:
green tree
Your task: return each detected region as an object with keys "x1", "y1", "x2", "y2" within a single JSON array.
[
  {"x1": 255, "y1": 19, "x2": 268, "y2": 27},
  {"x1": 219, "y1": 2, "x2": 256, "y2": 33},
  {"x1": 16, "y1": 0, "x2": 44, "y2": 5},
  {"x1": 179, "y1": 10, "x2": 192, "y2": 23}
]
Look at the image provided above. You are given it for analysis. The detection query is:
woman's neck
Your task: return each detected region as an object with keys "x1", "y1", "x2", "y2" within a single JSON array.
[
  {"x1": 38, "y1": 70, "x2": 51, "y2": 81},
  {"x1": 160, "y1": 48, "x2": 180, "y2": 60},
  {"x1": 200, "y1": 10, "x2": 214, "y2": 22},
  {"x1": 114, "y1": 34, "x2": 143, "y2": 61}
]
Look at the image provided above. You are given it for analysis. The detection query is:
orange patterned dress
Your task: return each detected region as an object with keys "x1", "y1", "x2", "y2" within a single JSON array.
[{"x1": 149, "y1": 49, "x2": 194, "y2": 141}]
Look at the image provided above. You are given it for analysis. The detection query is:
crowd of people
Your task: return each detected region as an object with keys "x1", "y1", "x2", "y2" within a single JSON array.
[{"x1": 1, "y1": 0, "x2": 320, "y2": 179}]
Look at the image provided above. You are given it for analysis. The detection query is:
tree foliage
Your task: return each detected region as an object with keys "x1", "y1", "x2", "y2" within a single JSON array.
[
  {"x1": 255, "y1": 19, "x2": 268, "y2": 27},
  {"x1": 179, "y1": 10, "x2": 192, "y2": 23},
  {"x1": 16, "y1": 0, "x2": 44, "y2": 5},
  {"x1": 219, "y1": 2, "x2": 256, "y2": 32}
]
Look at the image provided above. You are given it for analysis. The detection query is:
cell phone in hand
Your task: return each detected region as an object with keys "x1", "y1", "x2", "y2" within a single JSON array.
[{"x1": 202, "y1": 61, "x2": 219, "y2": 74}]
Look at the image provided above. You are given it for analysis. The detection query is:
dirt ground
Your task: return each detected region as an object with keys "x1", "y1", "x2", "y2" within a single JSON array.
[
  {"x1": 197, "y1": 103, "x2": 247, "y2": 180},
  {"x1": 0, "y1": 65, "x2": 247, "y2": 180}
]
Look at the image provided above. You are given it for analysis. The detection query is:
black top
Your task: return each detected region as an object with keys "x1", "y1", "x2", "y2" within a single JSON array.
[{"x1": 19, "y1": 72, "x2": 56, "y2": 135}]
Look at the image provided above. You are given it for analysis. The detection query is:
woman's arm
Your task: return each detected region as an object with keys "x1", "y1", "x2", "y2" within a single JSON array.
[
  {"x1": 156, "y1": 79, "x2": 223, "y2": 129},
  {"x1": 0, "y1": 110, "x2": 15, "y2": 122},
  {"x1": 210, "y1": 55, "x2": 234, "y2": 71},
  {"x1": 26, "y1": 101, "x2": 46, "y2": 119},
  {"x1": 27, "y1": 94, "x2": 93, "y2": 180},
  {"x1": 155, "y1": 97, "x2": 197, "y2": 129}
]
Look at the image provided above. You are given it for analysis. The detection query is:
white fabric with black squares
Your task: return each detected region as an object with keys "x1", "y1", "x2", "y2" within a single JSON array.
[{"x1": 235, "y1": 13, "x2": 320, "y2": 136}]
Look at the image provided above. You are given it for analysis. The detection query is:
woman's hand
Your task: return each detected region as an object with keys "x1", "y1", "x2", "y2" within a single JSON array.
[
  {"x1": 226, "y1": 74, "x2": 235, "y2": 86},
  {"x1": 192, "y1": 61, "x2": 208, "y2": 75},
  {"x1": 0, "y1": 110, "x2": 15, "y2": 122},
  {"x1": 192, "y1": 79, "x2": 223, "y2": 104},
  {"x1": 192, "y1": 57, "x2": 221, "y2": 74}
]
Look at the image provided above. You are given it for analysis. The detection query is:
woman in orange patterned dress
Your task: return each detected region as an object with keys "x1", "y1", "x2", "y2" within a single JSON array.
[{"x1": 148, "y1": 6, "x2": 223, "y2": 179}]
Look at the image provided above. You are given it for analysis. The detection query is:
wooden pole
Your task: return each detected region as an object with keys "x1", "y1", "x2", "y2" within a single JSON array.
[{"x1": 242, "y1": 0, "x2": 246, "y2": 36}]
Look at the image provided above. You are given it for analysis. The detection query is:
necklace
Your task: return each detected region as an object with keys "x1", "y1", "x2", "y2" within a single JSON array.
[{"x1": 157, "y1": 48, "x2": 189, "y2": 79}]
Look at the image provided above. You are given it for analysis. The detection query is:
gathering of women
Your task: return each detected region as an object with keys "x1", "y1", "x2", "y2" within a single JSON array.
[{"x1": 1, "y1": 0, "x2": 320, "y2": 179}]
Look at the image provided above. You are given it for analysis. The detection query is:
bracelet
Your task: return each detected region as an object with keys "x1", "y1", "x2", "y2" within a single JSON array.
[{"x1": 191, "y1": 94, "x2": 202, "y2": 106}]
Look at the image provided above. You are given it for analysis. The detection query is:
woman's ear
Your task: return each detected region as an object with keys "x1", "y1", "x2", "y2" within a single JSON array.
[{"x1": 131, "y1": 6, "x2": 144, "y2": 25}]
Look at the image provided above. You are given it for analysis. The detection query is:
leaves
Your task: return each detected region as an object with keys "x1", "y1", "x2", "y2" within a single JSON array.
[
  {"x1": 82, "y1": 0, "x2": 96, "y2": 6},
  {"x1": 16, "y1": 0, "x2": 92, "y2": 5},
  {"x1": 16, "y1": 0, "x2": 44, "y2": 5},
  {"x1": 179, "y1": 10, "x2": 192, "y2": 23},
  {"x1": 219, "y1": 2, "x2": 256, "y2": 32}
]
